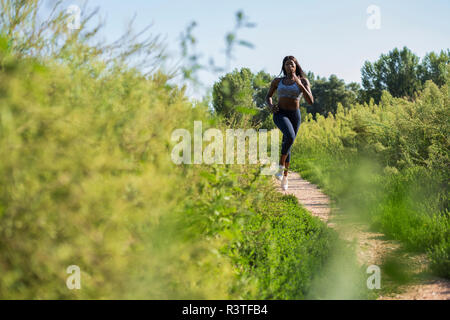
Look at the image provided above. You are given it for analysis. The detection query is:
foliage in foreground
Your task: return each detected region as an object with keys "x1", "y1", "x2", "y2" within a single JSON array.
[{"x1": 0, "y1": 36, "x2": 363, "y2": 298}]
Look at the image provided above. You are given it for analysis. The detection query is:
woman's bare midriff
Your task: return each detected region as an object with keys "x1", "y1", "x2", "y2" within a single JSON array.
[{"x1": 278, "y1": 96, "x2": 300, "y2": 111}]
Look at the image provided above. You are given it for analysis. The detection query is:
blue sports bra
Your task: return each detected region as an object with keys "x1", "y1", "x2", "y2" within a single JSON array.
[{"x1": 277, "y1": 77, "x2": 302, "y2": 100}]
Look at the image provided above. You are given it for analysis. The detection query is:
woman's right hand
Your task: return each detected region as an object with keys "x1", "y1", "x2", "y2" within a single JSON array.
[{"x1": 269, "y1": 103, "x2": 279, "y2": 113}]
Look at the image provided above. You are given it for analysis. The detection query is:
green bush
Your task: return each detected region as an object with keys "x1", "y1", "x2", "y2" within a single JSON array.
[
  {"x1": 0, "y1": 32, "x2": 345, "y2": 298},
  {"x1": 0, "y1": 40, "x2": 218, "y2": 298}
]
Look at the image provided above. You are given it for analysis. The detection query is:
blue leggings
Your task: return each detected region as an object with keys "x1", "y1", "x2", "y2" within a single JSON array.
[{"x1": 273, "y1": 108, "x2": 301, "y2": 163}]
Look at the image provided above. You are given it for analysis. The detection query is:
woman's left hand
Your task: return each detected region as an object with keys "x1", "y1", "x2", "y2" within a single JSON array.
[{"x1": 292, "y1": 74, "x2": 304, "y2": 86}]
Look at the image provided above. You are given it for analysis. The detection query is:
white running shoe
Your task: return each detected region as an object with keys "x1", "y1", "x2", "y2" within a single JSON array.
[
  {"x1": 281, "y1": 176, "x2": 288, "y2": 191},
  {"x1": 275, "y1": 165, "x2": 285, "y2": 181}
]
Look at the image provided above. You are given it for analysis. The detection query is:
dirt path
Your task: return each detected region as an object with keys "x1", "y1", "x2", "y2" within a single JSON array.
[{"x1": 272, "y1": 171, "x2": 450, "y2": 300}]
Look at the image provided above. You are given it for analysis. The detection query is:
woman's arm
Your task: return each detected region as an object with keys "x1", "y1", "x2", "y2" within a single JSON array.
[
  {"x1": 265, "y1": 78, "x2": 280, "y2": 113},
  {"x1": 293, "y1": 75, "x2": 314, "y2": 105}
]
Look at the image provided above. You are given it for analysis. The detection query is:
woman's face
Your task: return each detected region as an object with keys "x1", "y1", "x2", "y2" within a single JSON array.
[{"x1": 284, "y1": 59, "x2": 296, "y2": 75}]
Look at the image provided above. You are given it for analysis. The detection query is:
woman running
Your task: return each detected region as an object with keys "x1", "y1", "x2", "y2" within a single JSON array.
[{"x1": 265, "y1": 56, "x2": 314, "y2": 190}]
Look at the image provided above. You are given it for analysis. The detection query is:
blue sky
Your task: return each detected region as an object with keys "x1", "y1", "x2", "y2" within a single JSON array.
[{"x1": 57, "y1": 0, "x2": 449, "y2": 100}]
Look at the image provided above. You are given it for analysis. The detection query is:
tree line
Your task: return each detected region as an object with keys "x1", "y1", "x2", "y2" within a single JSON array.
[{"x1": 211, "y1": 47, "x2": 449, "y2": 128}]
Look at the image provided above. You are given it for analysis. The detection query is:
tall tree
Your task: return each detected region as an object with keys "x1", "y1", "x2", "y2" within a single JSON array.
[
  {"x1": 302, "y1": 73, "x2": 360, "y2": 118},
  {"x1": 251, "y1": 70, "x2": 276, "y2": 129},
  {"x1": 361, "y1": 46, "x2": 422, "y2": 103},
  {"x1": 418, "y1": 49, "x2": 450, "y2": 87},
  {"x1": 212, "y1": 67, "x2": 257, "y2": 125}
]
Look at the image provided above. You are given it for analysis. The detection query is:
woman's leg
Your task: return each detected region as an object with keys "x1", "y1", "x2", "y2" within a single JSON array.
[
  {"x1": 284, "y1": 157, "x2": 290, "y2": 176},
  {"x1": 280, "y1": 154, "x2": 288, "y2": 167},
  {"x1": 273, "y1": 111, "x2": 296, "y2": 168},
  {"x1": 283, "y1": 109, "x2": 301, "y2": 176}
]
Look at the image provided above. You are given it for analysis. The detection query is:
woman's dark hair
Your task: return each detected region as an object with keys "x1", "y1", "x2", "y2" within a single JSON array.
[{"x1": 278, "y1": 55, "x2": 306, "y2": 79}]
